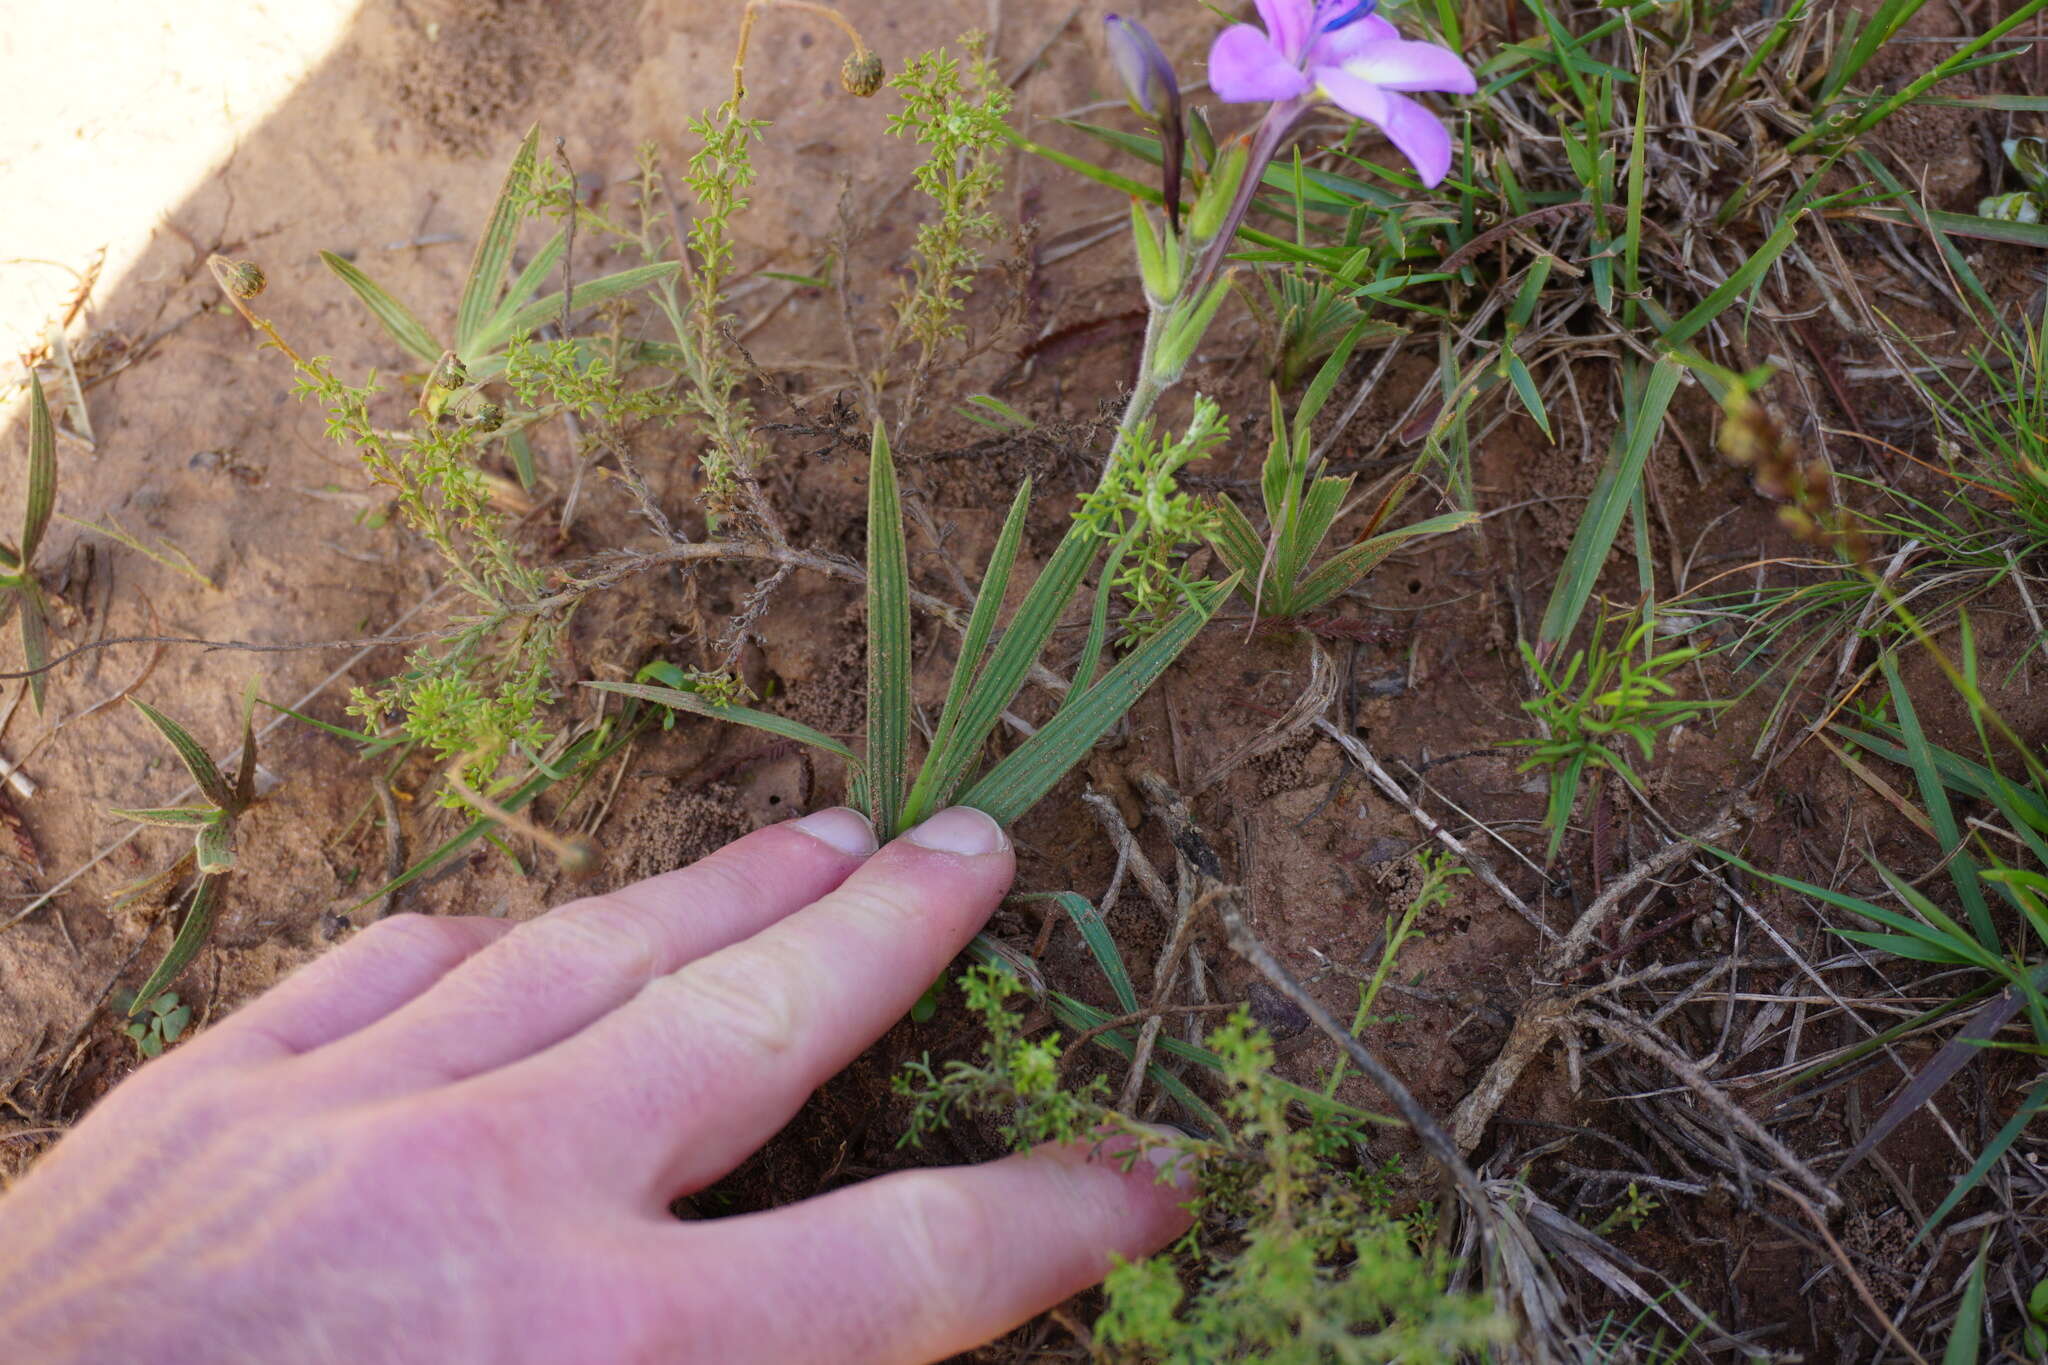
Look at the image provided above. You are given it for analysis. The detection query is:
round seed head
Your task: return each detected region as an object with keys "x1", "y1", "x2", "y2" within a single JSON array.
[
  {"x1": 841, "y1": 48, "x2": 886, "y2": 97},
  {"x1": 215, "y1": 258, "x2": 267, "y2": 299}
]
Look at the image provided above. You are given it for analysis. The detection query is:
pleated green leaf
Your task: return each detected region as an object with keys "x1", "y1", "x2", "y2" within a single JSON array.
[
  {"x1": 865, "y1": 425, "x2": 913, "y2": 836},
  {"x1": 919, "y1": 519, "x2": 1101, "y2": 815},
  {"x1": 1291, "y1": 509, "x2": 1476, "y2": 613},
  {"x1": 22, "y1": 372, "x2": 55, "y2": 566},
  {"x1": 455, "y1": 125, "x2": 542, "y2": 353},
  {"x1": 480, "y1": 226, "x2": 568, "y2": 355},
  {"x1": 105, "y1": 806, "x2": 221, "y2": 829},
  {"x1": 128, "y1": 873, "x2": 227, "y2": 1014},
  {"x1": 583, "y1": 681, "x2": 857, "y2": 761},
  {"x1": 1060, "y1": 534, "x2": 1129, "y2": 716},
  {"x1": 904, "y1": 479, "x2": 1032, "y2": 828},
  {"x1": 466, "y1": 263, "x2": 683, "y2": 361},
  {"x1": 1049, "y1": 891, "x2": 1139, "y2": 1013},
  {"x1": 1207, "y1": 496, "x2": 1266, "y2": 582},
  {"x1": 18, "y1": 582, "x2": 49, "y2": 714},
  {"x1": 319, "y1": 252, "x2": 443, "y2": 365},
  {"x1": 961, "y1": 576, "x2": 1236, "y2": 825},
  {"x1": 131, "y1": 699, "x2": 235, "y2": 810}
]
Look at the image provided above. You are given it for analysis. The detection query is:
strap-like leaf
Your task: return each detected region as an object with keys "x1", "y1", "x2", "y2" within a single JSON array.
[
  {"x1": 22, "y1": 372, "x2": 55, "y2": 566},
  {"x1": 18, "y1": 582, "x2": 49, "y2": 714},
  {"x1": 1275, "y1": 474, "x2": 1351, "y2": 599},
  {"x1": 195, "y1": 818, "x2": 236, "y2": 874},
  {"x1": 1206, "y1": 496, "x2": 1266, "y2": 581},
  {"x1": 319, "y1": 252, "x2": 442, "y2": 365},
  {"x1": 478, "y1": 227, "x2": 568, "y2": 359},
  {"x1": 920, "y1": 519, "x2": 1102, "y2": 814},
  {"x1": 128, "y1": 873, "x2": 227, "y2": 1014},
  {"x1": 1050, "y1": 891, "x2": 1138, "y2": 1013},
  {"x1": 130, "y1": 699, "x2": 236, "y2": 810},
  {"x1": 466, "y1": 263, "x2": 683, "y2": 361},
  {"x1": 106, "y1": 806, "x2": 220, "y2": 829},
  {"x1": 583, "y1": 681, "x2": 857, "y2": 761},
  {"x1": 1291, "y1": 509, "x2": 1477, "y2": 613},
  {"x1": 1059, "y1": 533, "x2": 1130, "y2": 715},
  {"x1": 233, "y1": 675, "x2": 260, "y2": 813},
  {"x1": 864, "y1": 425, "x2": 912, "y2": 836},
  {"x1": 904, "y1": 479, "x2": 1032, "y2": 827},
  {"x1": 455, "y1": 125, "x2": 542, "y2": 353},
  {"x1": 961, "y1": 576, "x2": 1235, "y2": 825}
]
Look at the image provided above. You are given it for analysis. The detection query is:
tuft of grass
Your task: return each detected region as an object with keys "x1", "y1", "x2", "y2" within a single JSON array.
[
  {"x1": 112, "y1": 685, "x2": 262, "y2": 1012},
  {"x1": 591, "y1": 424, "x2": 1236, "y2": 840}
]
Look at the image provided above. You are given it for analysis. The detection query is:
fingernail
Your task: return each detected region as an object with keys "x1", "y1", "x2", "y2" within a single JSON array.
[
  {"x1": 790, "y1": 807, "x2": 878, "y2": 857},
  {"x1": 904, "y1": 805, "x2": 1008, "y2": 856},
  {"x1": 1136, "y1": 1121, "x2": 1202, "y2": 1185}
]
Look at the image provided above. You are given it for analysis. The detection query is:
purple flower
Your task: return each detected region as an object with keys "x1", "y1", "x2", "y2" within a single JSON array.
[{"x1": 1207, "y1": 0, "x2": 1476, "y2": 187}]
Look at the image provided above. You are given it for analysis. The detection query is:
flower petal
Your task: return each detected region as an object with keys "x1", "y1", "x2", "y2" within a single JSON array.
[
  {"x1": 1255, "y1": 0, "x2": 1314, "y2": 57},
  {"x1": 1331, "y1": 38, "x2": 1476, "y2": 94},
  {"x1": 1376, "y1": 89, "x2": 1457, "y2": 187},
  {"x1": 1309, "y1": 12, "x2": 1399, "y2": 64},
  {"x1": 1312, "y1": 64, "x2": 1391, "y2": 124},
  {"x1": 1209, "y1": 24, "x2": 1312, "y2": 102}
]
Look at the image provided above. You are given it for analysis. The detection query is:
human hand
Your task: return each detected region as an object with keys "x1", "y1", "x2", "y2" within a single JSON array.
[{"x1": 0, "y1": 805, "x2": 1195, "y2": 1363}]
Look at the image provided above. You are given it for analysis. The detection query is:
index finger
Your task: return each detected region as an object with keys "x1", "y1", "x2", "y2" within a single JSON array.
[{"x1": 474, "y1": 806, "x2": 1016, "y2": 1197}]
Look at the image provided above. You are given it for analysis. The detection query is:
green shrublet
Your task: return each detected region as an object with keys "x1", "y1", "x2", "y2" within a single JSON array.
[{"x1": 897, "y1": 970, "x2": 1505, "y2": 1362}]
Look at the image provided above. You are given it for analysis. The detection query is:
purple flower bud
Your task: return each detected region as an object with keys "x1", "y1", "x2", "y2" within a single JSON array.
[
  {"x1": 1105, "y1": 14, "x2": 1181, "y2": 120},
  {"x1": 1105, "y1": 15, "x2": 1187, "y2": 234}
]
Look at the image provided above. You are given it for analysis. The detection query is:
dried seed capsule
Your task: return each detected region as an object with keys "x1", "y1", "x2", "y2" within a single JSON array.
[{"x1": 841, "y1": 48, "x2": 885, "y2": 97}]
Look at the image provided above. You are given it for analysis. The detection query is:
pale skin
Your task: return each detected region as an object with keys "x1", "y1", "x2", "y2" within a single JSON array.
[{"x1": 0, "y1": 804, "x2": 1196, "y2": 1363}]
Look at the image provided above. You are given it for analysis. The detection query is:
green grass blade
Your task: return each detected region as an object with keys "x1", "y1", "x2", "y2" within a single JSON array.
[
  {"x1": 905, "y1": 480, "x2": 1032, "y2": 827},
  {"x1": 1660, "y1": 216, "x2": 1802, "y2": 350},
  {"x1": 1942, "y1": 1234, "x2": 1990, "y2": 1365},
  {"x1": 1536, "y1": 356, "x2": 1681, "y2": 654},
  {"x1": 1506, "y1": 355, "x2": 1553, "y2": 441},
  {"x1": 131, "y1": 699, "x2": 234, "y2": 810},
  {"x1": 468, "y1": 262, "x2": 683, "y2": 361},
  {"x1": 1918, "y1": 1079, "x2": 2048, "y2": 1242},
  {"x1": 1881, "y1": 653, "x2": 1996, "y2": 948},
  {"x1": 1048, "y1": 891, "x2": 1140, "y2": 1013},
  {"x1": 961, "y1": 577, "x2": 1235, "y2": 825},
  {"x1": 583, "y1": 682, "x2": 856, "y2": 761},
  {"x1": 319, "y1": 252, "x2": 442, "y2": 365},
  {"x1": 22, "y1": 372, "x2": 55, "y2": 566},
  {"x1": 456, "y1": 125, "x2": 541, "y2": 353},
  {"x1": 865, "y1": 425, "x2": 913, "y2": 836},
  {"x1": 129, "y1": 873, "x2": 226, "y2": 1013}
]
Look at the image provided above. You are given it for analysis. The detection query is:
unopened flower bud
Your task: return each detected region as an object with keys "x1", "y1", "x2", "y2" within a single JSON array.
[
  {"x1": 1189, "y1": 137, "x2": 1250, "y2": 244},
  {"x1": 212, "y1": 257, "x2": 267, "y2": 300},
  {"x1": 841, "y1": 48, "x2": 885, "y2": 97},
  {"x1": 1105, "y1": 15, "x2": 1178, "y2": 121}
]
